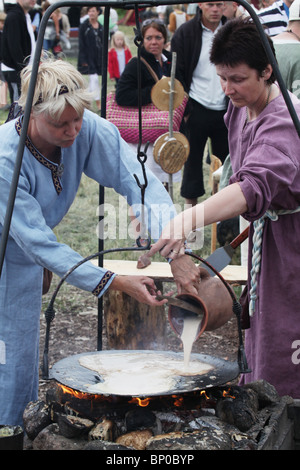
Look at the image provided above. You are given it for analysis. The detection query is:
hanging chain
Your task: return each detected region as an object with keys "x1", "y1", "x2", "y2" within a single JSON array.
[{"x1": 132, "y1": 5, "x2": 150, "y2": 246}]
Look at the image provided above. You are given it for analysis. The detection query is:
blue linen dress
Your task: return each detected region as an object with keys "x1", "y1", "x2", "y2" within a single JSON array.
[
  {"x1": 0, "y1": 109, "x2": 176, "y2": 426},
  {"x1": 225, "y1": 92, "x2": 300, "y2": 398}
]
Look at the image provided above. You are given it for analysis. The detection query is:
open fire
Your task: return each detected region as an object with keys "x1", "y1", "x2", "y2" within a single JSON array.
[
  {"x1": 56, "y1": 382, "x2": 236, "y2": 412},
  {"x1": 22, "y1": 378, "x2": 299, "y2": 451}
]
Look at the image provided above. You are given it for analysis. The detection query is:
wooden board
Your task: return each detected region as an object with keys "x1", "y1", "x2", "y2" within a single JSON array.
[{"x1": 92, "y1": 259, "x2": 247, "y2": 285}]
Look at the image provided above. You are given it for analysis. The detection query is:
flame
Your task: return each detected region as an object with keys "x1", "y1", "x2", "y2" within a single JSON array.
[
  {"x1": 57, "y1": 383, "x2": 235, "y2": 409},
  {"x1": 129, "y1": 397, "x2": 151, "y2": 407},
  {"x1": 222, "y1": 388, "x2": 235, "y2": 399},
  {"x1": 59, "y1": 384, "x2": 90, "y2": 399},
  {"x1": 200, "y1": 390, "x2": 209, "y2": 400},
  {"x1": 173, "y1": 396, "x2": 184, "y2": 407}
]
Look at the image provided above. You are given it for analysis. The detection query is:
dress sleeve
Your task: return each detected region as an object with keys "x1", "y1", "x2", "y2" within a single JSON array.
[
  {"x1": 230, "y1": 141, "x2": 299, "y2": 221},
  {"x1": 0, "y1": 156, "x2": 115, "y2": 297}
]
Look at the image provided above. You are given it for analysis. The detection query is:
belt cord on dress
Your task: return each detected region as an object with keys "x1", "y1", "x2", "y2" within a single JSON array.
[{"x1": 249, "y1": 206, "x2": 300, "y2": 316}]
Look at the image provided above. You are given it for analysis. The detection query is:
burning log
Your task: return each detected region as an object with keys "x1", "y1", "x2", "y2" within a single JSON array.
[
  {"x1": 215, "y1": 386, "x2": 259, "y2": 432},
  {"x1": 88, "y1": 418, "x2": 115, "y2": 441},
  {"x1": 57, "y1": 414, "x2": 94, "y2": 438},
  {"x1": 216, "y1": 398, "x2": 257, "y2": 432}
]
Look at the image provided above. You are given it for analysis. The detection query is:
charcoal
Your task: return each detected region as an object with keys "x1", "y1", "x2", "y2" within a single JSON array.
[
  {"x1": 243, "y1": 380, "x2": 280, "y2": 406},
  {"x1": 216, "y1": 397, "x2": 257, "y2": 432},
  {"x1": 125, "y1": 408, "x2": 156, "y2": 431},
  {"x1": 23, "y1": 400, "x2": 51, "y2": 440}
]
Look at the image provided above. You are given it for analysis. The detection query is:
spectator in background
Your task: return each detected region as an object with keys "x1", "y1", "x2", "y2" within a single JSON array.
[
  {"x1": 0, "y1": 11, "x2": 9, "y2": 110},
  {"x1": 273, "y1": 0, "x2": 300, "y2": 97},
  {"x1": 167, "y1": 4, "x2": 188, "y2": 35},
  {"x1": 171, "y1": 2, "x2": 229, "y2": 207},
  {"x1": 108, "y1": 30, "x2": 132, "y2": 85},
  {"x1": 116, "y1": 18, "x2": 182, "y2": 190},
  {"x1": 41, "y1": 1, "x2": 60, "y2": 55},
  {"x1": 29, "y1": 3, "x2": 42, "y2": 38},
  {"x1": 259, "y1": 0, "x2": 276, "y2": 8},
  {"x1": 223, "y1": 1, "x2": 245, "y2": 18},
  {"x1": 55, "y1": 8, "x2": 71, "y2": 51},
  {"x1": 186, "y1": 3, "x2": 199, "y2": 20},
  {"x1": 98, "y1": 7, "x2": 119, "y2": 43},
  {"x1": 1, "y1": 0, "x2": 36, "y2": 104},
  {"x1": 258, "y1": 0, "x2": 292, "y2": 35},
  {"x1": 78, "y1": 5, "x2": 103, "y2": 111}
]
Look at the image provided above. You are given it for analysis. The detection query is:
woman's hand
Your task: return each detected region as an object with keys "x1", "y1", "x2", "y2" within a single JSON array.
[
  {"x1": 170, "y1": 255, "x2": 200, "y2": 295},
  {"x1": 148, "y1": 211, "x2": 190, "y2": 260},
  {"x1": 109, "y1": 275, "x2": 168, "y2": 306}
]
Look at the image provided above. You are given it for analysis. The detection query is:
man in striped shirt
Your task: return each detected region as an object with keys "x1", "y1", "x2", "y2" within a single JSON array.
[{"x1": 258, "y1": 0, "x2": 293, "y2": 35}]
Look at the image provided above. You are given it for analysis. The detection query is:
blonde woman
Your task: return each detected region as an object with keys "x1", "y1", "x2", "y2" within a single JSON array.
[{"x1": 0, "y1": 57, "x2": 200, "y2": 426}]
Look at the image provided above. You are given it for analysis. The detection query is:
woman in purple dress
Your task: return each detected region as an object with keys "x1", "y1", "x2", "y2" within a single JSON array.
[{"x1": 149, "y1": 18, "x2": 300, "y2": 398}]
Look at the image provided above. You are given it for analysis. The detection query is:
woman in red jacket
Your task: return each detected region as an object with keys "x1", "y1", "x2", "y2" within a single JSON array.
[{"x1": 108, "y1": 30, "x2": 132, "y2": 84}]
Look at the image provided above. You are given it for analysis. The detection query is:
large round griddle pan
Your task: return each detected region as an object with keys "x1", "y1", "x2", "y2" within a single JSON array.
[{"x1": 50, "y1": 350, "x2": 240, "y2": 397}]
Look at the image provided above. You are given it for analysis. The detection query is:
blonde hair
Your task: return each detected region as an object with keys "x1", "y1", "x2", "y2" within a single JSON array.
[
  {"x1": 111, "y1": 30, "x2": 127, "y2": 48},
  {"x1": 18, "y1": 57, "x2": 93, "y2": 119}
]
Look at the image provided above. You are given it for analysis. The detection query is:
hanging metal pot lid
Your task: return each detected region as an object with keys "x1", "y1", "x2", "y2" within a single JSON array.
[
  {"x1": 151, "y1": 76, "x2": 185, "y2": 111},
  {"x1": 153, "y1": 132, "x2": 189, "y2": 174},
  {"x1": 153, "y1": 131, "x2": 190, "y2": 164},
  {"x1": 50, "y1": 350, "x2": 240, "y2": 397}
]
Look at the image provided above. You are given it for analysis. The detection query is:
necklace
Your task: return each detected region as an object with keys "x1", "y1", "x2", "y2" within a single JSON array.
[
  {"x1": 287, "y1": 29, "x2": 300, "y2": 41},
  {"x1": 244, "y1": 84, "x2": 272, "y2": 127}
]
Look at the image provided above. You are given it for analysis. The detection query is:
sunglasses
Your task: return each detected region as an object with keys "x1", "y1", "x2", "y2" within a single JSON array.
[{"x1": 142, "y1": 18, "x2": 165, "y2": 27}]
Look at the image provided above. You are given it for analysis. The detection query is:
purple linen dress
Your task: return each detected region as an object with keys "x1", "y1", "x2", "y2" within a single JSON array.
[{"x1": 225, "y1": 92, "x2": 300, "y2": 398}]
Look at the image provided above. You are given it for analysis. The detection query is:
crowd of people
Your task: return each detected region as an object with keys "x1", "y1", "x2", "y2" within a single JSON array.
[{"x1": 0, "y1": 0, "x2": 300, "y2": 428}]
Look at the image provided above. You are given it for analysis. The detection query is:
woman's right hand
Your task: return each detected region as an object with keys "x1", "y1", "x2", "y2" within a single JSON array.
[
  {"x1": 109, "y1": 274, "x2": 168, "y2": 307},
  {"x1": 148, "y1": 211, "x2": 191, "y2": 260}
]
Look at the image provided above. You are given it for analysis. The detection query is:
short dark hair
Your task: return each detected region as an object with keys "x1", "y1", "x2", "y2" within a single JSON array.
[
  {"x1": 87, "y1": 5, "x2": 102, "y2": 13},
  {"x1": 210, "y1": 17, "x2": 277, "y2": 85}
]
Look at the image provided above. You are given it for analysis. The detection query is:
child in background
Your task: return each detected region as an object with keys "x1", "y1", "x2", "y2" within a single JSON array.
[
  {"x1": 108, "y1": 30, "x2": 132, "y2": 85},
  {"x1": 0, "y1": 11, "x2": 8, "y2": 110}
]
